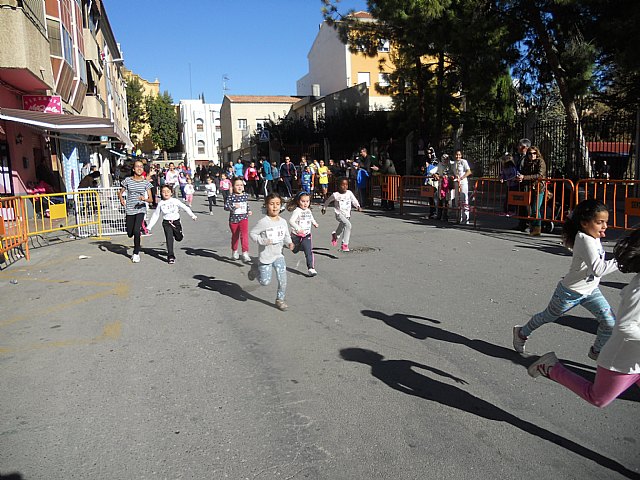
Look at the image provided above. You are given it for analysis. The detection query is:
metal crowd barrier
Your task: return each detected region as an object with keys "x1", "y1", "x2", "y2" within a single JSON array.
[
  {"x1": 471, "y1": 178, "x2": 574, "y2": 230},
  {"x1": 0, "y1": 196, "x2": 29, "y2": 262},
  {"x1": 77, "y1": 187, "x2": 127, "y2": 236},
  {"x1": 21, "y1": 190, "x2": 103, "y2": 239},
  {"x1": 575, "y1": 179, "x2": 640, "y2": 230},
  {"x1": 370, "y1": 174, "x2": 401, "y2": 206}
]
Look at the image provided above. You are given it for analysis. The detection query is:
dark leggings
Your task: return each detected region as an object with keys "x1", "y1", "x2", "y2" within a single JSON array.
[
  {"x1": 162, "y1": 219, "x2": 183, "y2": 258},
  {"x1": 292, "y1": 233, "x2": 314, "y2": 269},
  {"x1": 125, "y1": 213, "x2": 145, "y2": 254},
  {"x1": 208, "y1": 196, "x2": 216, "y2": 211}
]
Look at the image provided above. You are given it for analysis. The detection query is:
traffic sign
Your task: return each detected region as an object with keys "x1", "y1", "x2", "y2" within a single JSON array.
[{"x1": 259, "y1": 129, "x2": 270, "y2": 142}]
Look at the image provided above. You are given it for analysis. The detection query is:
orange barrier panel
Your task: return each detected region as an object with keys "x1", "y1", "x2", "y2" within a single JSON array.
[
  {"x1": 472, "y1": 178, "x2": 574, "y2": 229},
  {"x1": 575, "y1": 179, "x2": 640, "y2": 230},
  {"x1": 0, "y1": 196, "x2": 29, "y2": 261},
  {"x1": 370, "y1": 174, "x2": 401, "y2": 206},
  {"x1": 399, "y1": 176, "x2": 436, "y2": 214}
]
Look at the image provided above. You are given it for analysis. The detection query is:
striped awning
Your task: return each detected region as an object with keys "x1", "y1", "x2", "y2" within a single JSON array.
[{"x1": 0, "y1": 107, "x2": 133, "y2": 148}]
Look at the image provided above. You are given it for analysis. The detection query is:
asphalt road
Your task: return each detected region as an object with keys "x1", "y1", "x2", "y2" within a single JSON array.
[{"x1": 1, "y1": 191, "x2": 638, "y2": 479}]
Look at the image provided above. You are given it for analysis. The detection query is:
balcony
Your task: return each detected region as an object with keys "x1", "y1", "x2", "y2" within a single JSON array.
[{"x1": 83, "y1": 94, "x2": 106, "y2": 118}]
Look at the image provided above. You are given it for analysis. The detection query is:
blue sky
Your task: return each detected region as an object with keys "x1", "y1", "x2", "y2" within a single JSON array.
[{"x1": 106, "y1": 0, "x2": 368, "y2": 104}]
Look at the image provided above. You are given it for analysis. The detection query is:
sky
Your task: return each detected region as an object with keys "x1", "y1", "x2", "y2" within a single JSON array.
[{"x1": 105, "y1": 0, "x2": 369, "y2": 104}]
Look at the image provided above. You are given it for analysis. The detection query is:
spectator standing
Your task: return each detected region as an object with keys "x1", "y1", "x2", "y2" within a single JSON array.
[
  {"x1": 451, "y1": 150, "x2": 472, "y2": 225},
  {"x1": 279, "y1": 156, "x2": 297, "y2": 199},
  {"x1": 244, "y1": 161, "x2": 261, "y2": 200},
  {"x1": 261, "y1": 157, "x2": 273, "y2": 197},
  {"x1": 517, "y1": 146, "x2": 547, "y2": 236}
]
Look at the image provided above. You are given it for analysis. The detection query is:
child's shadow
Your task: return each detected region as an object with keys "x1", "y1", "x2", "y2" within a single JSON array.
[
  {"x1": 183, "y1": 247, "x2": 243, "y2": 266},
  {"x1": 361, "y1": 309, "x2": 595, "y2": 371},
  {"x1": 311, "y1": 247, "x2": 339, "y2": 260},
  {"x1": 141, "y1": 247, "x2": 167, "y2": 262},
  {"x1": 194, "y1": 274, "x2": 275, "y2": 308},
  {"x1": 340, "y1": 348, "x2": 639, "y2": 480},
  {"x1": 92, "y1": 240, "x2": 130, "y2": 258}
]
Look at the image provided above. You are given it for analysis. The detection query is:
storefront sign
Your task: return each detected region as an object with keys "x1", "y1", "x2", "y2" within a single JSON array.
[{"x1": 22, "y1": 95, "x2": 63, "y2": 114}]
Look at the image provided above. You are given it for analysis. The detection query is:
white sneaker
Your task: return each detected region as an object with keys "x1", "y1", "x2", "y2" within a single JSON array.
[
  {"x1": 209, "y1": 212, "x2": 214, "y2": 216},
  {"x1": 527, "y1": 352, "x2": 559, "y2": 378},
  {"x1": 512, "y1": 326, "x2": 527, "y2": 354},
  {"x1": 131, "y1": 253, "x2": 140, "y2": 263},
  {"x1": 308, "y1": 268, "x2": 317, "y2": 276},
  {"x1": 232, "y1": 250, "x2": 239, "y2": 260},
  {"x1": 241, "y1": 252, "x2": 251, "y2": 263}
]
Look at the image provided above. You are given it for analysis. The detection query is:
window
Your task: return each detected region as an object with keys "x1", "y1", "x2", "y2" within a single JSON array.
[
  {"x1": 197, "y1": 140, "x2": 205, "y2": 155},
  {"x1": 237, "y1": 119, "x2": 247, "y2": 130},
  {"x1": 47, "y1": 19, "x2": 62, "y2": 57},
  {"x1": 256, "y1": 119, "x2": 268, "y2": 131},
  {"x1": 78, "y1": 53, "x2": 87, "y2": 84},
  {"x1": 196, "y1": 118, "x2": 204, "y2": 132},
  {"x1": 378, "y1": 73, "x2": 390, "y2": 87},
  {"x1": 62, "y1": 26, "x2": 74, "y2": 68},
  {"x1": 357, "y1": 72, "x2": 370, "y2": 87},
  {"x1": 378, "y1": 39, "x2": 390, "y2": 52}
]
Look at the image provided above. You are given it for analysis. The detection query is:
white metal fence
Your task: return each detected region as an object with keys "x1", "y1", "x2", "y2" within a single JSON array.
[{"x1": 77, "y1": 187, "x2": 127, "y2": 237}]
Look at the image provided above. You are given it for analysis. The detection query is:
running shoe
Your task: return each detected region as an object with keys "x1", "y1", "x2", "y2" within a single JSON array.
[
  {"x1": 512, "y1": 325, "x2": 527, "y2": 354},
  {"x1": 308, "y1": 268, "x2": 317, "y2": 276},
  {"x1": 331, "y1": 232, "x2": 338, "y2": 246},
  {"x1": 341, "y1": 243, "x2": 349, "y2": 252},
  {"x1": 131, "y1": 254, "x2": 140, "y2": 263},
  {"x1": 527, "y1": 352, "x2": 559, "y2": 378}
]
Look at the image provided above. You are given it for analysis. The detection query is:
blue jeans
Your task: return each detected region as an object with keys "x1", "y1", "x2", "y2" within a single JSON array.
[
  {"x1": 258, "y1": 256, "x2": 287, "y2": 300},
  {"x1": 531, "y1": 190, "x2": 544, "y2": 227},
  {"x1": 521, "y1": 281, "x2": 615, "y2": 352}
]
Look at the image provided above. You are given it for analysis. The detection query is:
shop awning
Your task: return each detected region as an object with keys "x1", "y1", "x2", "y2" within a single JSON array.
[{"x1": 0, "y1": 107, "x2": 133, "y2": 148}]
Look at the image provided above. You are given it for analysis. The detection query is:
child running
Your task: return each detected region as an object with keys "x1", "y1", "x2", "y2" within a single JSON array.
[
  {"x1": 204, "y1": 176, "x2": 218, "y2": 214},
  {"x1": 513, "y1": 199, "x2": 618, "y2": 360},
  {"x1": 322, "y1": 177, "x2": 361, "y2": 252},
  {"x1": 184, "y1": 177, "x2": 195, "y2": 207},
  {"x1": 287, "y1": 192, "x2": 319, "y2": 276},
  {"x1": 248, "y1": 193, "x2": 294, "y2": 311},
  {"x1": 526, "y1": 228, "x2": 640, "y2": 408},
  {"x1": 118, "y1": 160, "x2": 153, "y2": 263},
  {"x1": 147, "y1": 185, "x2": 197, "y2": 264},
  {"x1": 225, "y1": 177, "x2": 252, "y2": 262},
  {"x1": 219, "y1": 173, "x2": 231, "y2": 205}
]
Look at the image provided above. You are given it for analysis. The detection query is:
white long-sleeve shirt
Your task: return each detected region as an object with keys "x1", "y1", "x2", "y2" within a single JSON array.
[
  {"x1": 147, "y1": 198, "x2": 196, "y2": 230},
  {"x1": 561, "y1": 232, "x2": 618, "y2": 295},
  {"x1": 598, "y1": 273, "x2": 640, "y2": 373},
  {"x1": 204, "y1": 183, "x2": 217, "y2": 197},
  {"x1": 323, "y1": 190, "x2": 360, "y2": 218},
  {"x1": 250, "y1": 216, "x2": 292, "y2": 265},
  {"x1": 289, "y1": 207, "x2": 318, "y2": 236}
]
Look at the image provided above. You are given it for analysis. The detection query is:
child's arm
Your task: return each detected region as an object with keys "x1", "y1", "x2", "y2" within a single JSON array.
[
  {"x1": 146, "y1": 204, "x2": 161, "y2": 230},
  {"x1": 249, "y1": 219, "x2": 270, "y2": 245},
  {"x1": 176, "y1": 200, "x2": 197, "y2": 220},
  {"x1": 577, "y1": 237, "x2": 618, "y2": 277},
  {"x1": 350, "y1": 191, "x2": 361, "y2": 211},
  {"x1": 321, "y1": 193, "x2": 334, "y2": 214},
  {"x1": 289, "y1": 209, "x2": 301, "y2": 232},
  {"x1": 310, "y1": 211, "x2": 319, "y2": 228},
  {"x1": 283, "y1": 220, "x2": 294, "y2": 250},
  {"x1": 224, "y1": 194, "x2": 232, "y2": 211}
]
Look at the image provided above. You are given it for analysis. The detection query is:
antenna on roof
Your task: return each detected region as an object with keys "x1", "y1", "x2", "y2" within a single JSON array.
[{"x1": 222, "y1": 74, "x2": 230, "y2": 94}]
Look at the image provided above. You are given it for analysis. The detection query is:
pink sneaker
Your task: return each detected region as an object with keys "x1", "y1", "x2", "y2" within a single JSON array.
[
  {"x1": 341, "y1": 243, "x2": 349, "y2": 252},
  {"x1": 331, "y1": 232, "x2": 338, "y2": 246}
]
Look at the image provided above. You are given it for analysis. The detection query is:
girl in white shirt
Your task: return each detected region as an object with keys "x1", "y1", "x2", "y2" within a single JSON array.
[
  {"x1": 527, "y1": 228, "x2": 640, "y2": 408},
  {"x1": 248, "y1": 193, "x2": 293, "y2": 311},
  {"x1": 184, "y1": 178, "x2": 195, "y2": 207},
  {"x1": 321, "y1": 177, "x2": 361, "y2": 252},
  {"x1": 513, "y1": 199, "x2": 618, "y2": 360},
  {"x1": 147, "y1": 185, "x2": 197, "y2": 264},
  {"x1": 287, "y1": 192, "x2": 319, "y2": 276}
]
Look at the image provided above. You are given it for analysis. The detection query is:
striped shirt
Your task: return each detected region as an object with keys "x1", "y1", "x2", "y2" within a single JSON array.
[{"x1": 121, "y1": 176, "x2": 152, "y2": 215}]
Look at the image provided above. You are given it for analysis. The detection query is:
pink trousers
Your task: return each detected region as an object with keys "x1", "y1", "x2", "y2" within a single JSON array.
[
  {"x1": 550, "y1": 363, "x2": 640, "y2": 408},
  {"x1": 229, "y1": 219, "x2": 249, "y2": 253}
]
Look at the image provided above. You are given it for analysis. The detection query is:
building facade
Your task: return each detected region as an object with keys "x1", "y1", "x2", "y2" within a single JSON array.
[
  {"x1": 179, "y1": 99, "x2": 221, "y2": 169},
  {"x1": 219, "y1": 95, "x2": 299, "y2": 164},
  {"x1": 0, "y1": 0, "x2": 131, "y2": 195},
  {"x1": 296, "y1": 12, "x2": 394, "y2": 112},
  {"x1": 122, "y1": 67, "x2": 160, "y2": 153}
]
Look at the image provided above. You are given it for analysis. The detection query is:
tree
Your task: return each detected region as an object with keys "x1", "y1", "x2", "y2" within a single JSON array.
[
  {"x1": 125, "y1": 77, "x2": 145, "y2": 144},
  {"x1": 145, "y1": 91, "x2": 178, "y2": 152}
]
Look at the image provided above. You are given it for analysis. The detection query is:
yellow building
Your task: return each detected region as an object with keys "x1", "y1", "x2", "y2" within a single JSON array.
[
  {"x1": 297, "y1": 11, "x2": 394, "y2": 111},
  {"x1": 122, "y1": 67, "x2": 160, "y2": 152}
]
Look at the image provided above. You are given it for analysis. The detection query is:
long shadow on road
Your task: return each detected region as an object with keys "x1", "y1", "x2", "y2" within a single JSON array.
[
  {"x1": 183, "y1": 247, "x2": 244, "y2": 267},
  {"x1": 362, "y1": 309, "x2": 639, "y2": 403},
  {"x1": 194, "y1": 274, "x2": 275, "y2": 309},
  {"x1": 340, "y1": 347, "x2": 640, "y2": 480}
]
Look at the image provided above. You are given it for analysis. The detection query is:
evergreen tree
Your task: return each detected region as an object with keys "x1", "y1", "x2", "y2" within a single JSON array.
[
  {"x1": 146, "y1": 91, "x2": 178, "y2": 152},
  {"x1": 125, "y1": 77, "x2": 145, "y2": 145}
]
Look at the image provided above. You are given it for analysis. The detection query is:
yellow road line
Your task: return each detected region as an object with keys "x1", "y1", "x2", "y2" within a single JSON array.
[{"x1": 0, "y1": 320, "x2": 122, "y2": 355}]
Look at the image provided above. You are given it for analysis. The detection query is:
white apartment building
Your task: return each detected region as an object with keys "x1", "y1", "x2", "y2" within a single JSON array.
[
  {"x1": 297, "y1": 12, "x2": 393, "y2": 111},
  {"x1": 179, "y1": 99, "x2": 221, "y2": 168},
  {"x1": 219, "y1": 95, "x2": 298, "y2": 164}
]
